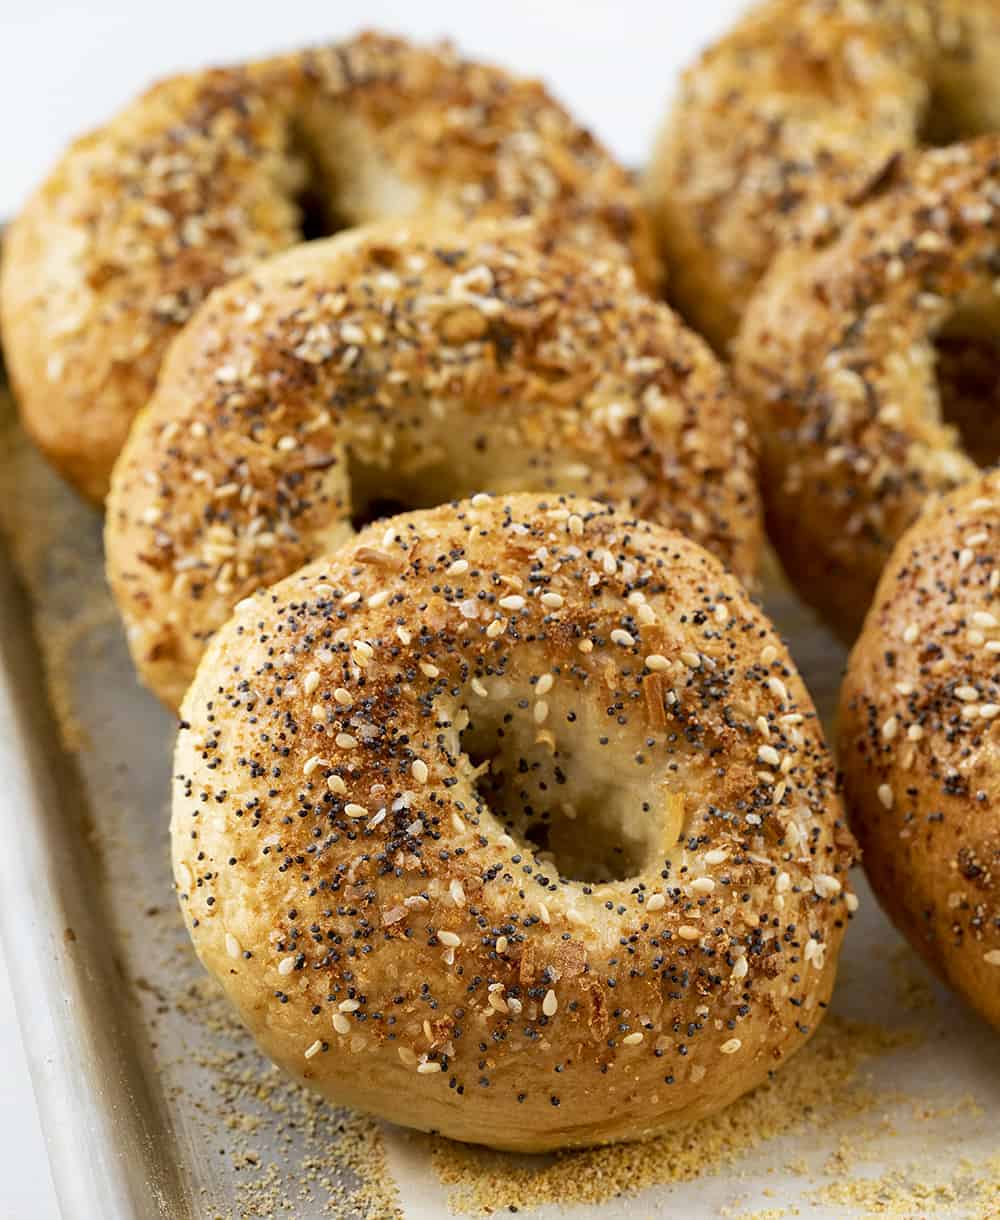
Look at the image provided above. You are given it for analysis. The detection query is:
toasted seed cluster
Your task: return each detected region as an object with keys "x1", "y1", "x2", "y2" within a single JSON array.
[
  {"x1": 172, "y1": 493, "x2": 854, "y2": 1153},
  {"x1": 0, "y1": 30, "x2": 658, "y2": 503},
  {"x1": 645, "y1": 0, "x2": 1000, "y2": 346},
  {"x1": 106, "y1": 221, "x2": 760, "y2": 710},
  {"x1": 840, "y1": 472, "x2": 1000, "y2": 1032},
  {"x1": 734, "y1": 137, "x2": 1000, "y2": 639}
]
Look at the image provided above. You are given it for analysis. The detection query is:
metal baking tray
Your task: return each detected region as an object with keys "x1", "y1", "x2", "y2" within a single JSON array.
[{"x1": 2, "y1": 358, "x2": 999, "y2": 1219}]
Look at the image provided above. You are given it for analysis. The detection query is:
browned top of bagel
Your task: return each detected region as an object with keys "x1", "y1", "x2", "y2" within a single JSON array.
[
  {"x1": 106, "y1": 221, "x2": 760, "y2": 710},
  {"x1": 1, "y1": 31, "x2": 658, "y2": 502},
  {"x1": 734, "y1": 137, "x2": 1000, "y2": 638},
  {"x1": 645, "y1": 0, "x2": 1000, "y2": 347},
  {"x1": 839, "y1": 472, "x2": 1000, "y2": 1030},
  {"x1": 173, "y1": 493, "x2": 854, "y2": 1152}
]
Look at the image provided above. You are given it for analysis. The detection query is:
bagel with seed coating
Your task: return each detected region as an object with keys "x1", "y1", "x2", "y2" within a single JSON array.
[
  {"x1": 734, "y1": 138, "x2": 1000, "y2": 638},
  {"x1": 840, "y1": 472, "x2": 1000, "y2": 1031},
  {"x1": 646, "y1": 0, "x2": 1000, "y2": 347},
  {"x1": 1, "y1": 31, "x2": 657, "y2": 502},
  {"x1": 173, "y1": 492, "x2": 855, "y2": 1151},
  {"x1": 106, "y1": 220, "x2": 759, "y2": 710}
]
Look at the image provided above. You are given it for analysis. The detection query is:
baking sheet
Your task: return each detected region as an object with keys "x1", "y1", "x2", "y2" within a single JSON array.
[{"x1": 1, "y1": 372, "x2": 999, "y2": 1220}]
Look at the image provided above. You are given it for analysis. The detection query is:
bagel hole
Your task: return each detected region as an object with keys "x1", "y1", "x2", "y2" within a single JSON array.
[
  {"x1": 288, "y1": 123, "x2": 349, "y2": 242},
  {"x1": 934, "y1": 306, "x2": 1000, "y2": 468},
  {"x1": 459, "y1": 697, "x2": 674, "y2": 885},
  {"x1": 345, "y1": 449, "x2": 460, "y2": 532}
]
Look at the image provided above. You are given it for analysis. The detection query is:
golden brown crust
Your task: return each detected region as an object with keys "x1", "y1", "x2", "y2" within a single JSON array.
[
  {"x1": 173, "y1": 492, "x2": 854, "y2": 1152},
  {"x1": 839, "y1": 473, "x2": 1000, "y2": 1032},
  {"x1": 1, "y1": 31, "x2": 658, "y2": 503},
  {"x1": 106, "y1": 221, "x2": 760, "y2": 710},
  {"x1": 644, "y1": 0, "x2": 1000, "y2": 348},
  {"x1": 733, "y1": 138, "x2": 1000, "y2": 639}
]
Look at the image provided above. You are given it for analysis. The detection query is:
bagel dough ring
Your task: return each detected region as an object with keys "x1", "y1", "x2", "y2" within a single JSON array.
[
  {"x1": 645, "y1": 0, "x2": 1000, "y2": 347},
  {"x1": 840, "y1": 473, "x2": 1000, "y2": 1031},
  {"x1": 0, "y1": 32, "x2": 658, "y2": 503},
  {"x1": 106, "y1": 221, "x2": 760, "y2": 710},
  {"x1": 733, "y1": 138, "x2": 1000, "y2": 639},
  {"x1": 172, "y1": 492, "x2": 855, "y2": 1152}
]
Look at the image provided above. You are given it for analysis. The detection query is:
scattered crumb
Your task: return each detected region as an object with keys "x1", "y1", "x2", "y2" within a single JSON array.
[{"x1": 431, "y1": 1016, "x2": 912, "y2": 1214}]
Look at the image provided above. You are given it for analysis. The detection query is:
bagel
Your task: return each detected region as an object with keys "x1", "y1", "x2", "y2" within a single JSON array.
[
  {"x1": 106, "y1": 221, "x2": 760, "y2": 711},
  {"x1": 172, "y1": 492, "x2": 855, "y2": 1152},
  {"x1": 733, "y1": 138, "x2": 1000, "y2": 639},
  {"x1": 645, "y1": 0, "x2": 1000, "y2": 347},
  {"x1": 839, "y1": 473, "x2": 1000, "y2": 1031},
  {"x1": 0, "y1": 32, "x2": 657, "y2": 503}
]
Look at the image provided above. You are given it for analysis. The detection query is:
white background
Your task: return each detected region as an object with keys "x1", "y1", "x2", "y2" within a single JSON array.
[{"x1": 0, "y1": 3, "x2": 745, "y2": 1215}]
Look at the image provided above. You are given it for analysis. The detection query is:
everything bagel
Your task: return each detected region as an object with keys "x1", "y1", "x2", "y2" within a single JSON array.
[
  {"x1": 840, "y1": 473, "x2": 1000, "y2": 1031},
  {"x1": 645, "y1": 0, "x2": 1000, "y2": 347},
  {"x1": 106, "y1": 221, "x2": 760, "y2": 710},
  {"x1": 172, "y1": 493, "x2": 855, "y2": 1151},
  {"x1": 734, "y1": 138, "x2": 1000, "y2": 638},
  {"x1": 1, "y1": 32, "x2": 657, "y2": 502}
]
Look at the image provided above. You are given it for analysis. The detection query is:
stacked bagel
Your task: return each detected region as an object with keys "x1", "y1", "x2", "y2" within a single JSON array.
[{"x1": 4, "y1": 6, "x2": 997, "y2": 1160}]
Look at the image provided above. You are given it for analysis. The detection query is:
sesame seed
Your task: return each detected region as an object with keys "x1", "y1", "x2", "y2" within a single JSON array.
[
  {"x1": 495, "y1": 936, "x2": 508, "y2": 955},
  {"x1": 704, "y1": 849, "x2": 727, "y2": 865},
  {"x1": 678, "y1": 925, "x2": 699, "y2": 940},
  {"x1": 878, "y1": 784, "x2": 893, "y2": 809},
  {"x1": 984, "y1": 950, "x2": 1000, "y2": 966},
  {"x1": 225, "y1": 933, "x2": 241, "y2": 959},
  {"x1": 768, "y1": 677, "x2": 788, "y2": 701},
  {"x1": 412, "y1": 759, "x2": 429, "y2": 784},
  {"x1": 757, "y1": 744, "x2": 781, "y2": 767},
  {"x1": 417, "y1": 1061, "x2": 442, "y2": 1074},
  {"x1": 881, "y1": 716, "x2": 898, "y2": 740},
  {"x1": 398, "y1": 1046, "x2": 418, "y2": 1067},
  {"x1": 760, "y1": 644, "x2": 778, "y2": 665},
  {"x1": 691, "y1": 877, "x2": 715, "y2": 895},
  {"x1": 332, "y1": 1014, "x2": 351, "y2": 1035},
  {"x1": 680, "y1": 650, "x2": 701, "y2": 669},
  {"x1": 327, "y1": 774, "x2": 347, "y2": 795},
  {"x1": 534, "y1": 700, "x2": 549, "y2": 724},
  {"x1": 486, "y1": 618, "x2": 506, "y2": 638},
  {"x1": 278, "y1": 956, "x2": 296, "y2": 976},
  {"x1": 345, "y1": 803, "x2": 368, "y2": 819},
  {"x1": 367, "y1": 590, "x2": 389, "y2": 608},
  {"x1": 498, "y1": 595, "x2": 525, "y2": 611},
  {"x1": 731, "y1": 956, "x2": 748, "y2": 980},
  {"x1": 814, "y1": 874, "x2": 842, "y2": 898},
  {"x1": 536, "y1": 673, "x2": 554, "y2": 695},
  {"x1": 339, "y1": 999, "x2": 360, "y2": 1013},
  {"x1": 720, "y1": 1038, "x2": 742, "y2": 1055},
  {"x1": 449, "y1": 879, "x2": 466, "y2": 907},
  {"x1": 304, "y1": 1040, "x2": 323, "y2": 1059},
  {"x1": 419, "y1": 661, "x2": 440, "y2": 678},
  {"x1": 623, "y1": 1032, "x2": 644, "y2": 1046},
  {"x1": 438, "y1": 931, "x2": 461, "y2": 948},
  {"x1": 335, "y1": 733, "x2": 359, "y2": 750},
  {"x1": 447, "y1": 559, "x2": 469, "y2": 575},
  {"x1": 646, "y1": 892, "x2": 666, "y2": 912},
  {"x1": 541, "y1": 592, "x2": 564, "y2": 609},
  {"x1": 334, "y1": 688, "x2": 353, "y2": 707},
  {"x1": 303, "y1": 670, "x2": 320, "y2": 696},
  {"x1": 542, "y1": 989, "x2": 558, "y2": 1016},
  {"x1": 902, "y1": 623, "x2": 919, "y2": 644},
  {"x1": 611, "y1": 628, "x2": 635, "y2": 647},
  {"x1": 645, "y1": 654, "x2": 670, "y2": 671}
]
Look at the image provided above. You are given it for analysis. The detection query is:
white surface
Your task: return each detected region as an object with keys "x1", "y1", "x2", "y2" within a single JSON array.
[{"x1": 0, "y1": 3, "x2": 745, "y2": 1215}]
